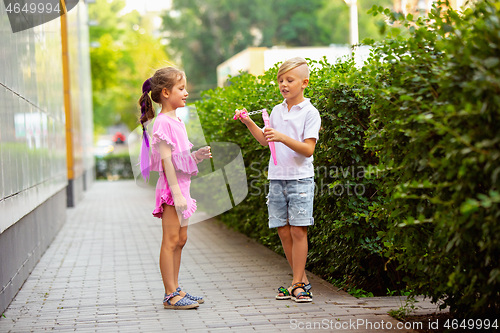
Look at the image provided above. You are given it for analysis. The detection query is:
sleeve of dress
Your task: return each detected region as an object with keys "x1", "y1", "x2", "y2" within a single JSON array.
[
  {"x1": 171, "y1": 153, "x2": 198, "y2": 176},
  {"x1": 151, "y1": 118, "x2": 198, "y2": 176},
  {"x1": 151, "y1": 119, "x2": 176, "y2": 152}
]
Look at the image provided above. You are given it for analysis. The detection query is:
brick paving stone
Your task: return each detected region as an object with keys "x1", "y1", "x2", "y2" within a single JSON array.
[{"x1": 0, "y1": 180, "x2": 447, "y2": 332}]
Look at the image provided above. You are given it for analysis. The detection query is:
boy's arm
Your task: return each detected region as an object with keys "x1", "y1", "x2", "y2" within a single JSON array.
[
  {"x1": 235, "y1": 109, "x2": 268, "y2": 146},
  {"x1": 264, "y1": 128, "x2": 316, "y2": 157}
]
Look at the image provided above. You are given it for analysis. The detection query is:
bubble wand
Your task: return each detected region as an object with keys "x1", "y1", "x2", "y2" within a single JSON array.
[{"x1": 234, "y1": 109, "x2": 277, "y2": 165}]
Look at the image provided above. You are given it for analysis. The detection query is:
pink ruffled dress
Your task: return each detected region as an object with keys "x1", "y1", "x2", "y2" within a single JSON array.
[{"x1": 150, "y1": 113, "x2": 198, "y2": 220}]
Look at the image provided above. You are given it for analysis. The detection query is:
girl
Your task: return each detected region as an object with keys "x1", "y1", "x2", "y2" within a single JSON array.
[{"x1": 139, "y1": 67, "x2": 211, "y2": 309}]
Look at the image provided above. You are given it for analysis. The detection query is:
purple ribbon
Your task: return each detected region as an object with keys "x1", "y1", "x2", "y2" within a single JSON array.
[
  {"x1": 140, "y1": 127, "x2": 150, "y2": 181},
  {"x1": 140, "y1": 77, "x2": 152, "y2": 116},
  {"x1": 142, "y1": 77, "x2": 152, "y2": 94},
  {"x1": 139, "y1": 78, "x2": 152, "y2": 181}
]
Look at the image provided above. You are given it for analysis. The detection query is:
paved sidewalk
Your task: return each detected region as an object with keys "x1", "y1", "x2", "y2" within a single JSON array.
[{"x1": 0, "y1": 181, "x2": 443, "y2": 332}]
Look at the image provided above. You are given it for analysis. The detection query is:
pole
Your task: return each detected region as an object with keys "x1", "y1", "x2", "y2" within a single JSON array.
[
  {"x1": 349, "y1": 0, "x2": 359, "y2": 47},
  {"x1": 343, "y1": 0, "x2": 359, "y2": 55},
  {"x1": 60, "y1": 0, "x2": 74, "y2": 181}
]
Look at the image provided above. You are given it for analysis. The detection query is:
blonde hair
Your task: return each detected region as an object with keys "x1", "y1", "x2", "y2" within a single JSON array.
[{"x1": 277, "y1": 57, "x2": 309, "y2": 80}]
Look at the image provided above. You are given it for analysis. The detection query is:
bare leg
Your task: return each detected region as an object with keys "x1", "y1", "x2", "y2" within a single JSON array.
[
  {"x1": 277, "y1": 225, "x2": 293, "y2": 267},
  {"x1": 159, "y1": 205, "x2": 183, "y2": 303},
  {"x1": 174, "y1": 224, "x2": 188, "y2": 295},
  {"x1": 290, "y1": 226, "x2": 309, "y2": 299},
  {"x1": 277, "y1": 225, "x2": 309, "y2": 284}
]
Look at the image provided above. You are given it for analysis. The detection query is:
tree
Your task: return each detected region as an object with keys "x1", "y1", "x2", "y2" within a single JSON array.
[
  {"x1": 317, "y1": 0, "x2": 395, "y2": 45},
  {"x1": 161, "y1": 0, "x2": 394, "y2": 97},
  {"x1": 161, "y1": 0, "x2": 329, "y2": 97},
  {"x1": 89, "y1": 0, "x2": 171, "y2": 133}
]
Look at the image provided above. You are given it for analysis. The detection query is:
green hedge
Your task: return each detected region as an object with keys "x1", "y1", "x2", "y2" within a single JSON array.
[
  {"x1": 360, "y1": 1, "x2": 500, "y2": 316},
  {"x1": 95, "y1": 152, "x2": 134, "y2": 180},
  {"x1": 195, "y1": 0, "x2": 499, "y2": 316},
  {"x1": 196, "y1": 58, "x2": 396, "y2": 294},
  {"x1": 306, "y1": 58, "x2": 395, "y2": 294}
]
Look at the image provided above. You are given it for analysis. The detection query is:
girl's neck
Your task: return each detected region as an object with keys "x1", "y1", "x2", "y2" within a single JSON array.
[{"x1": 160, "y1": 106, "x2": 178, "y2": 119}]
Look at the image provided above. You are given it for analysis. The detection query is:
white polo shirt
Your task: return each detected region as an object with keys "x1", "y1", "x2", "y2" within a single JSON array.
[{"x1": 265, "y1": 98, "x2": 321, "y2": 180}]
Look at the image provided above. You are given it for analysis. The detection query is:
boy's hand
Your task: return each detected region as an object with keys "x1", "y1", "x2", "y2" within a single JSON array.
[
  {"x1": 264, "y1": 128, "x2": 284, "y2": 143},
  {"x1": 234, "y1": 108, "x2": 251, "y2": 125}
]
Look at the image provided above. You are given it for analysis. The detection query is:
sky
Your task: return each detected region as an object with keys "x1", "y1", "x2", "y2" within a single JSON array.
[{"x1": 121, "y1": 0, "x2": 172, "y2": 14}]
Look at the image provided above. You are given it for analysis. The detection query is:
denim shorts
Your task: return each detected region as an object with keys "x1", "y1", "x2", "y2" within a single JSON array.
[{"x1": 266, "y1": 177, "x2": 315, "y2": 228}]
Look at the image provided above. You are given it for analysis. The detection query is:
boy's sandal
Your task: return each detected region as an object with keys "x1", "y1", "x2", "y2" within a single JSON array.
[
  {"x1": 163, "y1": 291, "x2": 199, "y2": 309},
  {"x1": 291, "y1": 282, "x2": 313, "y2": 303},
  {"x1": 276, "y1": 283, "x2": 311, "y2": 299},
  {"x1": 176, "y1": 287, "x2": 204, "y2": 304},
  {"x1": 276, "y1": 286, "x2": 292, "y2": 300},
  {"x1": 304, "y1": 283, "x2": 313, "y2": 296}
]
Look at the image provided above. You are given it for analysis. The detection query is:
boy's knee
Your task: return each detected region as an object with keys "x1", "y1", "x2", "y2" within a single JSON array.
[
  {"x1": 277, "y1": 224, "x2": 290, "y2": 234},
  {"x1": 290, "y1": 226, "x2": 307, "y2": 240}
]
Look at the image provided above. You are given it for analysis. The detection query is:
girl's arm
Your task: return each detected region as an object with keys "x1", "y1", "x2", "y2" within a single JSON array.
[
  {"x1": 235, "y1": 109, "x2": 268, "y2": 146},
  {"x1": 264, "y1": 128, "x2": 317, "y2": 157},
  {"x1": 159, "y1": 142, "x2": 187, "y2": 212},
  {"x1": 193, "y1": 146, "x2": 212, "y2": 162}
]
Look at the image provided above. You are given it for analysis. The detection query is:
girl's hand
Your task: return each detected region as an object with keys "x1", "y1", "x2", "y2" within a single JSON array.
[
  {"x1": 264, "y1": 128, "x2": 283, "y2": 143},
  {"x1": 234, "y1": 108, "x2": 251, "y2": 125},
  {"x1": 195, "y1": 146, "x2": 212, "y2": 161},
  {"x1": 173, "y1": 192, "x2": 188, "y2": 212}
]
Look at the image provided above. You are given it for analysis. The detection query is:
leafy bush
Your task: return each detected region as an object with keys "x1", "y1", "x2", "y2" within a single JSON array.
[
  {"x1": 95, "y1": 152, "x2": 134, "y2": 179},
  {"x1": 196, "y1": 58, "x2": 396, "y2": 294},
  {"x1": 305, "y1": 58, "x2": 396, "y2": 294},
  {"x1": 361, "y1": 0, "x2": 500, "y2": 316},
  {"x1": 195, "y1": 66, "x2": 284, "y2": 250},
  {"x1": 195, "y1": 0, "x2": 500, "y2": 316}
]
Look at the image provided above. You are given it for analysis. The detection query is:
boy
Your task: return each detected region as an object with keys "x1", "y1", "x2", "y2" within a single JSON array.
[{"x1": 235, "y1": 57, "x2": 321, "y2": 302}]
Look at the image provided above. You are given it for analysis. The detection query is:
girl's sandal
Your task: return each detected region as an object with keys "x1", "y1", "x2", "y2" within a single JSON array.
[
  {"x1": 276, "y1": 286, "x2": 292, "y2": 300},
  {"x1": 163, "y1": 291, "x2": 199, "y2": 309},
  {"x1": 176, "y1": 287, "x2": 204, "y2": 304},
  {"x1": 291, "y1": 282, "x2": 313, "y2": 303}
]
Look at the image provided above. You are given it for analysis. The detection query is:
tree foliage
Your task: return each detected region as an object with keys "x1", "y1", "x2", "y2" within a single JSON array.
[
  {"x1": 89, "y1": 0, "x2": 170, "y2": 133},
  {"x1": 161, "y1": 0, "x2": 392, "y2": 97},
  {"x1": 318, "y1": 0, "x2": 393, "y2": 44}
]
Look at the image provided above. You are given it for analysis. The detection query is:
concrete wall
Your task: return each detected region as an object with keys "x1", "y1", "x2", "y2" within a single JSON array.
[
  {"x1": 0, "y1": 0, "x2": 93, "y2": 314},
  {"x1": 0, "y1": 190, "x2": 66, "y2": 314}
]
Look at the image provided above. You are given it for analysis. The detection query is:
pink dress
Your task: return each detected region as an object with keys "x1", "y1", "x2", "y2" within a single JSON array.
[{"x1": 150, "y1": 113, "x2": 198, "y2": 220}]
